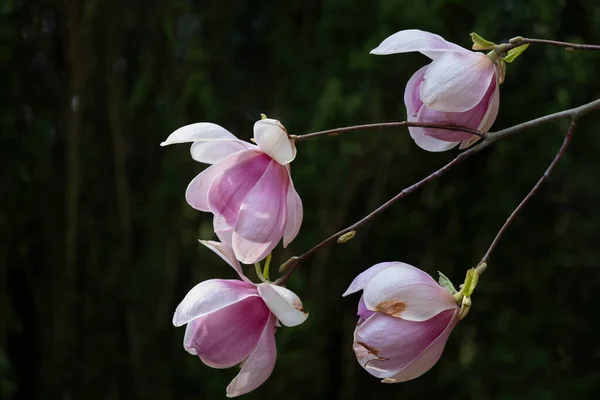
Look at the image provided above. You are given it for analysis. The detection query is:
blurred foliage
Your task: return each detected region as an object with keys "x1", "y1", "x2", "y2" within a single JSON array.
[{"x1": 2, "y1": 0, "x2": 600, "y2": 399}]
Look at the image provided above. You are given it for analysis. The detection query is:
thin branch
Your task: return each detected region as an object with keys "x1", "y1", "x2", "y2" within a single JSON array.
[
  {"x1": 275, "y1": 141, "x2": 486, "y2": 285},
  {"x1": 478, "y1": 119, "x2": 577, "y2": 267},
  {"x1": 292, "y1": 121, "x2": 484, "y2": 143},
  {"x1": 275, "y1": 97, "x2": 600, "y2": 286},
  {"x1": 513, "y1": 37, "x2": 600, "y2": 51}
]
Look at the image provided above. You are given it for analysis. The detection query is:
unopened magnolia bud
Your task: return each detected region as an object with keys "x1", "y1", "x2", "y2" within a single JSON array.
[
  {"x1": 509, "y1": 36, "x2": 524, "y2": 44},
  {"x1": 337, "y1": 230, "x2": 356, "y2": 244},
  {"x1": 279, "y1": 256, "x2": 299, "y2": 273}
]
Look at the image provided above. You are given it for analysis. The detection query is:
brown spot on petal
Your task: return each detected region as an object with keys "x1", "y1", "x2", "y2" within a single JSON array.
[
  {"x1": 375, "y1": 300, "x2": 406, "y2": 317},
  {"x1": 356, "y1": 341, "x2": 380, "y2": 356}
]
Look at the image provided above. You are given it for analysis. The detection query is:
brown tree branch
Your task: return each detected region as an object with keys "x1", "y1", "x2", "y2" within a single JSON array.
[
  {"x1": 292, "y1": 121, "x2": 484, "y2": 143},
  {"x1": 510, "y1": 37, "x2": 600, "y2": 51},
  {"x1": 477, "y1": 119, "x2": 577, "y2": 268},
  {"x1": 275, "y1": 97, "x2": 600, "y2": 286}
]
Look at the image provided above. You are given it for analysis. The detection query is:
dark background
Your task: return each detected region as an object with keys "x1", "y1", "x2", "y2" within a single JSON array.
[{"x1": 2, "y1": 0, "x2": 600, "y2": 399}]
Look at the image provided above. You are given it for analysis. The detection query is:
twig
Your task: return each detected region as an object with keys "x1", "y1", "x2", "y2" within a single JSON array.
[
  {"x1": 478, "y1": 119, "x2": 577, "y2": 267},
  {"x1": 511, "y1": 37, "x2": 600, "y2": 51},
  {"x1": 292, "y1": 121, "x2": 484, "y2": 143},
  {"x1": 275, "y1": 98, "x2": 600, "y2": 286}
]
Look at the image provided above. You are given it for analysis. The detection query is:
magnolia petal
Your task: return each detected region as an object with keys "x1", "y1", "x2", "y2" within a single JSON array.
[
  {"x1": 232, "y1": 161, "x2": 288, "y2": 264},
  {"x1": 190, "y1": 140, "x2": 256, "y2": 164},
  {"x1": 370, "y1": 29, "x2": 466, "y2": 59},
  {"x1": 342, "y1": 262, "x2": 394, "y2": 297},
  {"x1": 183, "y1": 318, "x2": 200, "y2": 355},
  {"x1": 172, "y1": 279, "x2": 259, "y2": 327},
  {"x1": 363, "y1": 264, "x2": 457, "y2": 322},
  {"x1": 415, "y1": 100, "x2": 488, "y2": 143},
  {"x1": 355, "y1": 309, "x2": 455, "y2": 378},
  {"x1": 404, "y1": 65, "x2": 427, "y2": 117},
  {"x1": 161, "y1": 122, "x2": 236, "y2": 146},
  {"x1": 357, "y1": 296, "x2": 375, "y2": 322},
  {"x1": 199, "y1": 240, "x2": 250, "y2": 282},
  {"x1": 186, "y1": 149, "x2": 261, "y2": 212},
  {"x1": 421, "y1": 51, "x2": 495, "y2": 112},
  {"x1": 408, "y1": 115, "x2": 459, "y2": 152},
  {"x1": 476, "y1": 73, "x2": 500, "y2": 133},
  {"x1": 192, "y1": 296, "x2": 271, "y2": 369},
  {"x1": 207, "y1": 152, "x2": 272, "y2": 227},
  {"x1": 257, "y1": 283, "x2": 308, "y2": 327},
  {"x1": 282, "y1": 170, "x2": 302, "y2": 247},
  {"x1": 382, "y1": 308, "x2": 459, "y2": 383},
  {"x1": 253, "y1": 119, "x2": 296, "y2": 165},
  {"x1": 226, "y1": 314, "x2": 277, "y2": 398}
]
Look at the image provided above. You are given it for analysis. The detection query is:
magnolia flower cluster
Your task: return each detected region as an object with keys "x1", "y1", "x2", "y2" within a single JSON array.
[
  {"x1": 163, "y1": 117, "x2": 307, "y2": 396},
  {"x1": 163, "y1": 28, "x2": 503, "y2": 397}
]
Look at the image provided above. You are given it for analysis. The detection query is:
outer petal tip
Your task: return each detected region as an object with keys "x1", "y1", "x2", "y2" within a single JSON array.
[
  {"x1": 162, "y1": 122, "x2": 236, "y2": 146},
  {"x1": 257, "y1": 283, "x2": 308, "y2": 327},
  {"x1": 253, "y1": 119, "x2": 296, "y2": 165}
]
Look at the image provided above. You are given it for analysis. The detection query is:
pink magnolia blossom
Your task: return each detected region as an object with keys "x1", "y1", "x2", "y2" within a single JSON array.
[
  {"x1": 371, "y1": 29, "x2": 501, "y2": 152},
  {"x1": 173, "y1": 240, "x2": 308, "y2": 397},
  {"x1": 343, "y1": 262, "x2": 459, "y2": 382},
  {"x1": 161, "y1": 118, "x2": 303, "y2": 264}
]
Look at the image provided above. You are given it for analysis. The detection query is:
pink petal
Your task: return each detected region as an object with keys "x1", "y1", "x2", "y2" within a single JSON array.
[
  {"x1": 354, "y1": 309, "x2": 455, "y2": 379},
  {"x1": 370, "y1": 29, "x2": 467, "y2": 60},
  {"x1": 408, "y1": 115, "x2": 460, "y2": 152},
  {"x1": 199, "y1": 240, "x2": 250, "y2": 283},
  {"x1": 183, "y1": 318, "x2": 200, "y2": 355},
  {"x1": 382, "y1": 308, "x2": 459, "y2": 383},
  {"x1": 362, "y1": 263, "x2": 457, "y2": 322},
  {"x1": 190, "y1": 140, "x2": 256, "y2": 164},
  {"x1": 404, "y1": 65, "x2": 427, "y2": 117},
  {"x1": 421, "y1": 51, "x2": 495, "y2": 112},
  {"x1": 257, "y1": 283, "x2": 308, "y2": 327},
  {"x1": 186, "y1": 149, "x2": 262, "y2": 212},
  {"x1": 357, "y1": 296, "x2": 375, "y2": 322},
  {"x1": 413, "y1": 76, "x2": 496, "y2": 142},
  {"x1": 226, "y1": 314, "x2": 277, "y2": 397},
  {"x1": 207, "y1": 152, "x2": 272, "y2": 227},
  {"x1": 476, "y1": 73, "x2": 500, "y2": 133},
  {"x1": 161, "y1": 122, "x2": 237, "y2": 146},
  {"x1": 253, "y1": 119, "x2": 297, "y2": 165},
  {"x1": 232, "y1": 161, "x2": 288, "y2": 264},
  {"x1": 213, "y1": 214, "x2": 233, "y2": 247},
  {"x1": 282, "y1": 167, "x2": 302, "y2": 247},
  {"x1": 191, "y1": 296, "x2": 271, "y2": 369},
  {"x1": 172, "y1": 279, "x2": 259, "y2": 327},
  {"x1": 342, "y1": 262, "x2": 394, "y2": 297}
]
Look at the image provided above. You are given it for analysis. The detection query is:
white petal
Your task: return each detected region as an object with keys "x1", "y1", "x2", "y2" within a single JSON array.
[
  {"x1": 421, "y1": 51, "x2": 495, "y2": 112},
  {"x1": 257, "y1": 283, "x2": 308, "y2": 327},
  {"x1": 199, "y1": 240, "x2": 251, "y2": 283},
  {"x1": 342, "y1": 262, "x2": 394, "y2": 297},
  {"x1": 370, "y1": 29, "x2": 467, "y2": 60},
  {"x1": 172, "y1": 279, "x2": 258, "y2": 326},
  {"x1": 190, "y1": 140, "x2": 256, "y2": 164},
  {"x1": 363, "y1": 264, "x2": 457, "y2": 322},
  {"x1": 253, "y1": 119, "x2": 296, "y2": 165},
  {"x1": 161, "y1": 122, "x2": 237, "y2": 146}
]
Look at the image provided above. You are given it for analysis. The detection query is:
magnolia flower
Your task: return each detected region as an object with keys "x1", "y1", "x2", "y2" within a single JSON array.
[
  {"x1": 161, "y1": 118, "x2": 303, "y2": 264},
  {"x1": 173, "y1": 240, "x2": 308, "y2": 397},
  {"x1": 343, "y1": 262, "x2": 459, "y2": 382},
  {"x1": 371, "y1": 29, "x2": 501, "y2": 152}
]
